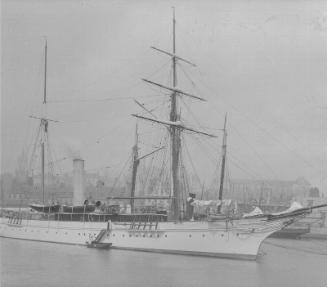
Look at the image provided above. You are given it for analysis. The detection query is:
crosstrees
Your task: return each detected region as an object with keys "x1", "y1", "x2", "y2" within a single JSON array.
[
  {"x1": 142, "y1": 78, "x2": 206, "y2": 102},
  {"x1": 150, "y1": 46, "x2": 196, "y2": 67},
  {"x1": 131, "y1": 114, "x2": 217, "y2": 138}
]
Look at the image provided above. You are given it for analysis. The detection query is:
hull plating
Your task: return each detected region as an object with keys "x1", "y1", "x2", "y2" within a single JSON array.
[
  {"x1": 0, "y1": 217, "x2": 285, "y2": 259},
  {"x1": 0, "y1": 218, "x2": 104, "y2": 245}
]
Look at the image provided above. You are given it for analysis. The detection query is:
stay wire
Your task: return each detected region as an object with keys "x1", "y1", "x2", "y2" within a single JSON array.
[
  {"x1": 109, "y1": 154, "x2": 132, "y2": 194},
  {"x1": 196, "y1": 68, "x2": 325, "y2": 177},
  {"x1": 181, "y1": 134, "x2": 203, "y2": 191}
]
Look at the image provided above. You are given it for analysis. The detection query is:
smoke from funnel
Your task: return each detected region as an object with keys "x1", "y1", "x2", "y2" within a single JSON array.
[{"x1": 64, "y1": 138, "x2": 83, "y2": 160}]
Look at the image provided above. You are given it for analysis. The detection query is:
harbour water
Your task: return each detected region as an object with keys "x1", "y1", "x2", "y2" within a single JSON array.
[{"x1": 1, "y1": 238, "x2": 327, "y2": 287}]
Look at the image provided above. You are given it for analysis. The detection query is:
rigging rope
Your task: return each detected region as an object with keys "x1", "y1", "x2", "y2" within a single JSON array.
[
  {"x1": 109, "y1": 155, "x2": 132, "y2": 194},
  {"x1": 176, "y1": 62, "x2": 326, "y2": 180},
  {"x1": 196, "y1": 69, "x2": 326, "y2": 176},
  {"x1": 28, "y1": 122, "x2": 42, "y2": 175},
  {"x1": 181, "y1": 134, "x2": 203, "y2": 193}
]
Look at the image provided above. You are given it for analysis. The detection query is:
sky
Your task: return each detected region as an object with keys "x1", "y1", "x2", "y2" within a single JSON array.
[{"x1": 2, "y1": 0, "x2": 327, "y2": 192}]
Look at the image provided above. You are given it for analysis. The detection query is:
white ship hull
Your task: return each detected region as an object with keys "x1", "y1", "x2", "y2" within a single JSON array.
[
  {"x1": 0, "y1": 217, "x2": 104, "y2": 245},
  {"x1": 101, "y1": 219, "x2": 287, "y2": 260},
  {"x1": 0, "y1": 216, "x2": 290, "y2": 260}
]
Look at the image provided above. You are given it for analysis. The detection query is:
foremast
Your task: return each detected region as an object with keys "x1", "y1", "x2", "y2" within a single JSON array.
[
  {"x1": 41, "y1": 39, "x2": 48, "y2": 204},
  {"x1": 29, "y1": 39, "x2": 58, "y2": 204}
]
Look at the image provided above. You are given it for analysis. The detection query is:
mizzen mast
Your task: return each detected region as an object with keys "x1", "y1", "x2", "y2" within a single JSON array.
[
  {"x1": 130, "y1": 122, "x2": 139, "y2": 213},
  {"x1": 217, "y1": 114, "x2": 227, "y2": 213}
]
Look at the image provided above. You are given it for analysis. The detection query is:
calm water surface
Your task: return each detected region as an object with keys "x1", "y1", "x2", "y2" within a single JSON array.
[{"x1": 1, "y1": 238, "x2": 327, "y2": 287}]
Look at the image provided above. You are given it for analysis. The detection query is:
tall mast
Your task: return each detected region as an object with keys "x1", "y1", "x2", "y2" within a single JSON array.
[
  {"x1": 218, "y1": 113, "x2": 227, "y2": 213},
  {"x1": 43, "y1": 39, "x2": 47, "y2": 104},
  {"x1": 41, "y1": 39, "x2": 48, "y2": 204},
  {"x1": 133, "y1": 10, "x2": 216, "y2": 219},
  {"x1": 130, "y1": 122, "x2": 139, "y2": 213},
  {"x1": 29, "y1": 39, "x2": 59, "y2": 204},
  {"x1": 170, "y1": 7, "x2": 181, "y2": 221}
]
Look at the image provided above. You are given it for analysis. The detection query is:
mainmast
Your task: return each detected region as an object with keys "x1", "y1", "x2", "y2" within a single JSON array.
[
  {"x1": 132, "y1": 9, "x2": 216, "y2": 221},
  {"x1": 130, "y1": 122, "x2": 139, "y2": 213},
  {"x1": 170, "y1": 7, "x2": 181, "y2": 221},
  {"x1": 218, "y1": 114, "x2": 227, "y2": 213}
]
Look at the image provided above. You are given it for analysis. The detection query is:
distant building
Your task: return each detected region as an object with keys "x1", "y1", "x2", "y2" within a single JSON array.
[{"x1": 222, "y1": 177, "x2": 311, "y2": 206}]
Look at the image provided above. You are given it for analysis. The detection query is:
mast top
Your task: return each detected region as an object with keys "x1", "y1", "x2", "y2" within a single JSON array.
[
  {"x1": 43, "y1": 37, "x2": 48, "y2": 105},
  {"x1": 223, "y1": 113, "x2": 227, "y2": 131},
  {"x1": 172, "y1": 6, "x2": 175, "y2": 23}
]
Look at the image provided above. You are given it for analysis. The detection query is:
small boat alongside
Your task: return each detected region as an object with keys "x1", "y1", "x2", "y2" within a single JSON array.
[
  {"x1": 87, "y1": 242, "x2": 112, "y2": 249},
  {"x1": 86, "y1": 229, "x2": 112, "y2": 249}
]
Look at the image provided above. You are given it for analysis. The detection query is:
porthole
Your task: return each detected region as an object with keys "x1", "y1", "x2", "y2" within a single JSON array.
[
  {"x1": 164, "y1": 234, "x2": 167, "y2": 238},
  {"x1": 129, "y1": 234, "x2": 132, "y2": 237},
  {"x1": 150, "y1": 235, "x2": 152, "y2": 238},
  {"x1": 189, "y1": 234, "x2": 192, "y2": 238},
  {"x1": 202, "y1": 234, "x2": 205, "y2": 237},
  {"x1": 78, "y1": 233, "x2": 80, "y2": 235},
  {"x1": 236, "y1": 233, "x2": 239, "y2": 236},
  {"x1": 157, "y1": 234, "x2": 160, "y2": 238},
  {"x1": 221, "y1": 234, "x2": 224, "y2": 237}
]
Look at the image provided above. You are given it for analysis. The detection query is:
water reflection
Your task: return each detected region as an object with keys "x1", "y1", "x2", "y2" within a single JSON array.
[{"x1": 1, "y1": 238, "x2": 327, "y2": 287}]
